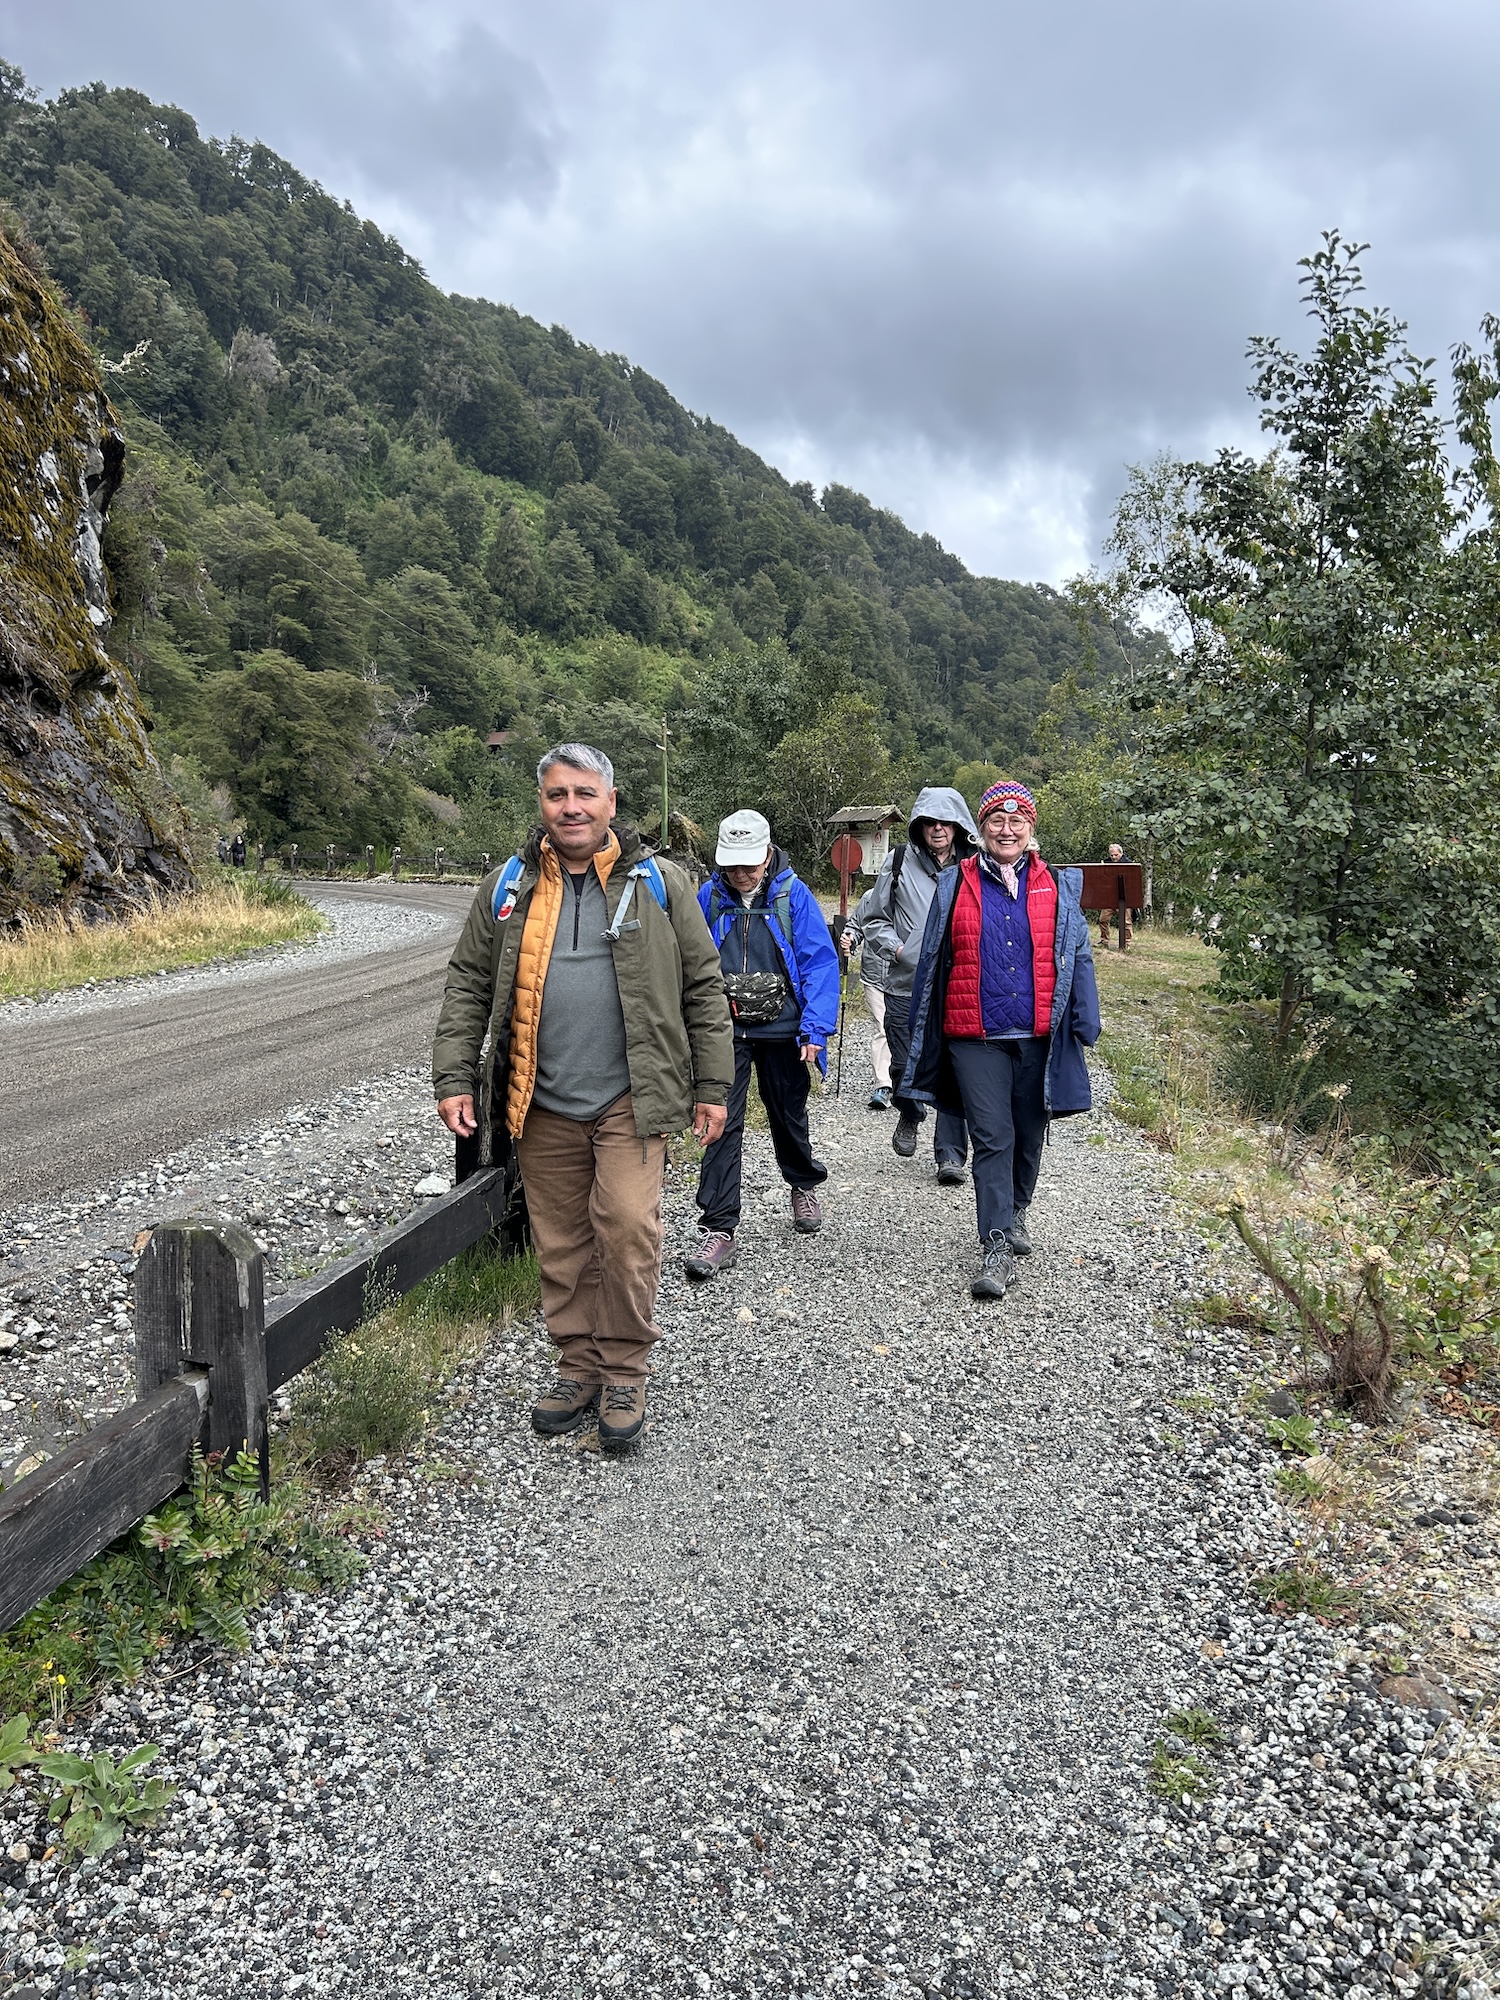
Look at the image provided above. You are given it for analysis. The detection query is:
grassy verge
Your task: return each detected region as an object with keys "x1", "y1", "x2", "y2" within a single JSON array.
[
  {"x1": 0, "y1": 875, "x2": 325, "y2": 1000},
  {"x1": 287, "y1": 1242, "x2": 541, "y2": 1480},
  {"x1": 1099, "y1": 925, "x2": 1500, "y2": 1700}
]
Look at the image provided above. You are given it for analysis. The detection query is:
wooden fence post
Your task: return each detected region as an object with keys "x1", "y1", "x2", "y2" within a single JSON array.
[
  {"x1": 366, "y1": 844, "x2": 375, "y2": 878},
  {"x1": 326, "y1": 843, "x2": 335, "y2": 878},
  {"x1": 391, "y1": 844, "x2": 402, "y2": 880},
  {"x1": 289, "y1": 843, "x2": 299, "y2": 876},
  {"x1": 134, "y1": 1216, "x2": 268, "y2": 1481},
  {"x1": 256, "y1": 841, "x2": 265, "y2": 874}
]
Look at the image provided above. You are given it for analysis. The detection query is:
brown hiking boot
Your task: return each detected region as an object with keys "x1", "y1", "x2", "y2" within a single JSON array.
[
  {"x1": 599, "y1": 1380, "x2": 647, "y2": 1452},
  {"x1": 790, "y1": 1187, "x2": 823, "y2": 1233},
  {"x1": 530, "y1": 1375, "x2": 600, "y2": 1437},
  {"x1": 684, "y1": 1229, "x2": 737, "y2": 1279}
]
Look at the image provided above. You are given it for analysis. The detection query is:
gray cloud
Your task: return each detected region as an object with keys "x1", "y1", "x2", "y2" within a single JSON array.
[{"x1": 5, "y1": 0, "x2": 1499, "y2": 578}]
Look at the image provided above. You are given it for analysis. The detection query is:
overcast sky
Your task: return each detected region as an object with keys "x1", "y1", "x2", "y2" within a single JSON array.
[{"x1": 4, "y1": 1, "x2": 1499, "y2": 582}]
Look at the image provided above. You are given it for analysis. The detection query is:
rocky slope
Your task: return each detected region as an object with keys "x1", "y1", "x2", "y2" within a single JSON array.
[{"x1": 0, "y1": 227, "x2": 191, "y2": 923}]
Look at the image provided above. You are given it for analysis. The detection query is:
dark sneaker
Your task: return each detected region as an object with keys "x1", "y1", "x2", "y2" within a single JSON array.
[
  {"x1": 971, "y1": 1237, "x2": 1016, "y2": 1301},
  {"x1": 935, "y1": 1157, "x2": 966, "y2": 1186},
  {"x1": 684, "y1": 1229, "x2": 737, "y2": 1279},
  {"x1": 1007, "y1": 1206, "x2": 1034, "y2": 1257},
  {"x1": 868, "y1": 1086, "x2": 892, "y2": 1111},
  {"x1": 791, "y1": 1187, "x2": 823, "y2": 1233},
  {"x1": 892, "y1": 1115, "x2": 919, "y2": 1159},
  {"x1": 530, "y1": 1375, "x2": 599, "y2": 1437},
  {"x1": 599, "y1": 1380, "x2": 647, "y2": 1452}
]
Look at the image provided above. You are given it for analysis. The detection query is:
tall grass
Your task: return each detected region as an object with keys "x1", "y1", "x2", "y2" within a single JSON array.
[
  {"x1": 0, "y1": 878, "x2": 324, "y2": 1000},
  {"x1": 288, "y1": 1245, "x2": 542, "y2": 1476}
]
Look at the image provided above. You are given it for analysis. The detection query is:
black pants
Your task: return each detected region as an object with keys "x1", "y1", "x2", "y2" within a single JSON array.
[
  {"x1": 696, "y1": 1038, "x2": 827, "y2": 1233},
  {"x1": 885, "y1": 990, "x2": 969, "y2": 1164},
  {"x1": 947, "y1": 1037, "x2": 1049, "y2": 1241}
]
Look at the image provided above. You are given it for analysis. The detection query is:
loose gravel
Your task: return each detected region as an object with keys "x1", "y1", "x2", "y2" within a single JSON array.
[
  {"x1": 3, "y1": 1035, "x2": 1500, "y2": 1999},
  {"x1": 0, "y1": 891, "x2": 445, "y2": 1029}
]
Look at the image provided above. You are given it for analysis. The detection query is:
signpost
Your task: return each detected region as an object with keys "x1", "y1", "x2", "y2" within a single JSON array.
[
  {"x1": 1075, "y1": 862, "x2": 1145, "y2": 953},
  {"x1": 830, "y1": 833, "x2": 863, "y2": 922}
]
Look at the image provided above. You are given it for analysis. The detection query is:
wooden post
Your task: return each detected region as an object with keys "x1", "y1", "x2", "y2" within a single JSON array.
[
  {"x1": 480, "y1": 852, "x2": 491, "y2": 876},
  {"x1": 1116, "y1": 890, "x2": 1128, "y2": 951},
  {"x1": 288, "y1": 843, "x2": 298, "y2": 876},
  {"x1": 134, "y1": 1215, "x2": 268, "y2": 1479},
  {"x1": 436, "y1": 846, "x2": 445, "y2": 877},
  {"x1": 365, "y1": 844, "x2": 375, "y2": 878},
  {"x1": 325, "y1": 844, "x2": 335, "y2": 878},
  {"x1": 391, "y1": 844, "x2": 402, "y2": 880},
  {"x1": 256, "y1": 841, "x2": 265, "y2": 875}
]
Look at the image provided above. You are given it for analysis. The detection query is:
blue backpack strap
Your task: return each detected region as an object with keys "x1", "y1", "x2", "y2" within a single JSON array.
[
  {"x1": 638, "y1": 855, "x2": 668, "y2": 910},
  {"x1": 490, "y1": 854, "x2": 525, "y2": 921}
]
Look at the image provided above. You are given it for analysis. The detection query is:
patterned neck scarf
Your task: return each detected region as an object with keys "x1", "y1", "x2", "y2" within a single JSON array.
[{"x1": 979, "y1": 851, "x2": 1025, "y2": 899}]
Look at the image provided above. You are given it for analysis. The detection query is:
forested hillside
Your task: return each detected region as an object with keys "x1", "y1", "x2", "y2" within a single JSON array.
[{"x1": 0, "y1": 62, "x2": 1100, "y2": 862}]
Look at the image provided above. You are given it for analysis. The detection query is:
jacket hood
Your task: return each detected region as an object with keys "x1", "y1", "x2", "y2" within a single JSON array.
[{"x1": 908, "y1": 786, "x2": 979, "y2": 852}]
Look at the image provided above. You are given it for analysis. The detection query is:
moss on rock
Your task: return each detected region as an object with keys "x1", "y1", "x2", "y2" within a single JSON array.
[{"x1": 0, "y1": 226, "x2": 192, "y2": 923}]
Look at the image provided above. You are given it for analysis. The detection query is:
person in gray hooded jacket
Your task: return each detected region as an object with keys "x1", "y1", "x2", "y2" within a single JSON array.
[{"x1": 861, "y1": 785, "x2": 979, "y2": 1179}]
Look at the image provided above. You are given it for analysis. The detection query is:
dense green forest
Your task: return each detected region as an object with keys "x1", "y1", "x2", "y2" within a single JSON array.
[{"x1": 0, "y1": 61, "x2": 1108, "y2": 866}]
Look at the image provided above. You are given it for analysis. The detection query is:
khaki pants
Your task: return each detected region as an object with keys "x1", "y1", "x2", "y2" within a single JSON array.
[
  {"x1": 864, "y1": 985, "x2": 893, "y2": 1089},
  {"x1": 515, "y1": 1093, "x2": 667, "y2": 1383},
  {"x1": 1099, "y1": 906, "x2": 1134, "y2": 947}
]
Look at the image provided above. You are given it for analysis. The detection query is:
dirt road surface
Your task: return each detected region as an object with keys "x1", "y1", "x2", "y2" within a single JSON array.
[{"x1": 0, "y1": 882, "x2": 473, "y2": 1211}]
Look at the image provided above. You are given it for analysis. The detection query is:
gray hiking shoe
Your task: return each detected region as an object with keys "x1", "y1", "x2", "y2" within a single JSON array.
[
  {"x1": 971, "y1": 1237, "x2": 1016, "y2": 1301},
  {"x1": 791, "y1": 1187, "x2": 823, "y2": 1233},
  {"x1": 531, "y1": 1375, "x2": 600, "y2": 1437},
  {"x1": 892, "y1": 1115, "x2": 919, "y2": 1159},
  {"x1": 1007, "y1": 1206, "x2": 1034, "y2": 1256},
  {"x1": 684, "y1": 1229, "x2": 737, "y2": 1279},
  {"x1": 868, "y1": 1086, "x2": 892, "y2": 1111},
  {"x1": 599, "y1": 1380, "x2": 647, "y2": 1452},
  {"x1": 935, "y1": 1157, "x2": 966, "y2": 1186}
]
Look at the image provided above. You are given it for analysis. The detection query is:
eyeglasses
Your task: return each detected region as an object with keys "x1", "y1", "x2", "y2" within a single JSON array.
[{"x1": 987, "y1": 815, "x2": 1031, "y2": 831}]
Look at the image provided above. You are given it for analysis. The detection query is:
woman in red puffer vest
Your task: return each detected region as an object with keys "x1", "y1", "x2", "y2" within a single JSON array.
[{"x1": 901, "y1": 780, "x2": 1101, "y2": 1302}]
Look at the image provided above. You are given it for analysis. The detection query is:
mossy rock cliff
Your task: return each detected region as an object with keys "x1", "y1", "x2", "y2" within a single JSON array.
[{"x1": 0, "y1": 227, "x2": 191, "y2": 924}]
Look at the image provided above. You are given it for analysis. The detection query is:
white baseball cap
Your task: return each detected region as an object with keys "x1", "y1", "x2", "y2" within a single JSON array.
[{"x1": 715, "y1": 809, "x2": 772, "y2": 867}]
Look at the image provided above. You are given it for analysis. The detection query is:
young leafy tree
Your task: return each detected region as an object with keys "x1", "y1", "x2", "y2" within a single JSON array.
[{"x1": 1111, "y1": 235, "x2": 1500, "y2": 1142}]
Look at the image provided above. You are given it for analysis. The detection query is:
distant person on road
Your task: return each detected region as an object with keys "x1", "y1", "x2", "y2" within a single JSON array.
[
  {"x1": 432, "y1": 744, "x2": 733, "y2": 1451},
  {"x1": 845, "y1": 883, "x2": 894, "y2": 1109},
  {"x1": 683, "y1": 812, "x2": 841, "y2": 1280},
  {"x1": 860, "y1": 787, "x2": 979, "y2": 1183},
  {"x1": 230, "y1": 832, "x2": 247, "y2": 869},
  {"x1": 903, "y1": 781, "x2": 1100, "y2": 1301},
  {"x1": 1099, "y1": 842, "x2": 1134, "y2": 949}
]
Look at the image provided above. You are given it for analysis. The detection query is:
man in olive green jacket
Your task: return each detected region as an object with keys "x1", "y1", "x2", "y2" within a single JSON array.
[{"x1": 433, "y1": 743, "x2": 732, "y2": 1450}]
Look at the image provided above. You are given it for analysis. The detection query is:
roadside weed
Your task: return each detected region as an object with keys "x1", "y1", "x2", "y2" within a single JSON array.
[
  {"x1": 1252, "y1": 1561, "x2": 1361, "y2": 1622},
  {"x1": 1276, "y1": 1464, "x2": 1326, "y2": 1503},
  {"x1": 1148, "y1": 1744, "x2": 1215, "y2": 1803},
  {"x1": 0, "y1": 1710, "x2": 38, "y2": 1790},
  {"x1": 289, "y1": 1245, "x2": 539, "y2": 1478},
  {"x1": 1164, "y1": 1706, "x2": 1224, "y2": 1748},
  {"x1": 1264, "y1": 1414, "x2": 1318, "y2": 1456},
  {"x1": 0, "y1": 1448, "x2": 361, "y2": 1719},
  {"x1": 37, "y1": 1744, "x2": 175, "y2": 1857}
]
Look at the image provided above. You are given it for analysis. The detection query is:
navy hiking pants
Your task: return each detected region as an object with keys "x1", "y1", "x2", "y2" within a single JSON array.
[{"x1": 946, "y1": 1036, "x2": 1049, "y2": 1241}]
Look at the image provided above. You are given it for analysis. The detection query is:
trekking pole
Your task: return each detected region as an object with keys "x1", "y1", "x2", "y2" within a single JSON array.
[{"x1": 834, "y1": 954, "x2": 848, "y2": 1099}]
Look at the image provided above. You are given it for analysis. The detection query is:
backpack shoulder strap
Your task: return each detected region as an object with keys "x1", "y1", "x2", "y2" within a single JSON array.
[
  {"x1": 889, "y1": 842, "x2": 907, "y2": 893},
  {"x1": 638, "y1": 855, "x2": 669, "y2": 911},
  {"x1": 491, "y1": 854, "x2": 525, "y2": 921},
  {"x1": 773, "y1": 884, "x2": 793, "y2": 942}
]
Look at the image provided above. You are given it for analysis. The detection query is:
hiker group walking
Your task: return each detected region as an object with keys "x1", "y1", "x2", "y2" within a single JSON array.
[{"x1": 434, "y1": 743, "x2": 1100, "y2": 1449}]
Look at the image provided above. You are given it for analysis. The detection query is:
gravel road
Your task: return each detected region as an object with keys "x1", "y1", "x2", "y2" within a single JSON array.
[
  {"x1": 0, "y1": 882, "x2": 470, "y2": 1211},
  {"x1": 5, "y1": 1030, "x2": 1499, "y2": 2000}
]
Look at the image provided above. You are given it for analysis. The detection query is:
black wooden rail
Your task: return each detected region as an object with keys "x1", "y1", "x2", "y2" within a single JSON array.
[{"x1": 0, "y1": 1161, "x2": 521, "y2": 1633}]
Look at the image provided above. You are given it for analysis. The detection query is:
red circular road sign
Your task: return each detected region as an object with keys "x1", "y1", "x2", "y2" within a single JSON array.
[{"x1": 830, "y1": 834, "x2": 863, "y2": 875}]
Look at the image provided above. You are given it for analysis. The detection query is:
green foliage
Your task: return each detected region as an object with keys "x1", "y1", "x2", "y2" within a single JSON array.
[
  {"x1": 0, "y1": 1448, "x2": 362, "y2": 1717},
  {"x1": 1252, "y1": 1561, "x2": 1360, "y2": 1621},
  {"x1": 1264, "y1": 1413, "x2": 1318, "y2": 1456},
  {"x1": 0, "y1": 68, "x2": 1108, "y2": 853},
  {"x1": 1109, "y1": 234, "x2": 1500, "y2": 1150},
  {"x1": 1164, "y1": 1705, "x2": 1224, "y2": 1749},
  {"x1": 290, "y1": 1246, "x2": 540, "y2": 1475},
  {"x1": 0, "y1": 1709, "x2": 38, "y2": 1790},
  {"x1": 38, "y1": 1744, "x2": 175, "y2": 1857}
]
